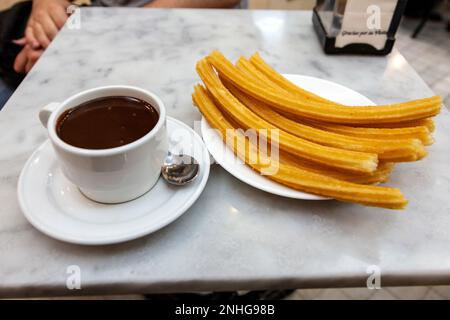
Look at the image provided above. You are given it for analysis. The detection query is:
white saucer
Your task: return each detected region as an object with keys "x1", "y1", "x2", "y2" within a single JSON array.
[
  {"x1": 18, "y1": 117, "x2": 210, "y2": 245},
  {"x1": 201, "y1": 74, "x2": 375, "y2": 200}
]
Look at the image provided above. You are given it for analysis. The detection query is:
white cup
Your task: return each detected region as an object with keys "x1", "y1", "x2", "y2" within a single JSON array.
[{"x1": 39, "y1": 85, "x2": 168, "y2": 203}]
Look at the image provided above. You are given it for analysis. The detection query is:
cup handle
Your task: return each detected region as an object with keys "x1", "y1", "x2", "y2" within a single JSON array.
[{"x1": 39, "y1": 102, "x2": 60, "y2": 128}]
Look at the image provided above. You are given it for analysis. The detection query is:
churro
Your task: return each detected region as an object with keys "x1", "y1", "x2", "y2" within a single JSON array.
[
  {"x1": 222, "y1": 77, "x2": 427, "y2": 161},
  {"x1": 249, "y1": 53, "x2": 442, "y2": 125},
  {"x1": 192, "y1": 84, "x2": 407, "y2": 209},
  {"x1": 354, "y1": 118, "x2": 435, "y2": 132},
  {"x1": 223, "y1": 105, "x2": 394, "y2": 184},
  {"x1": 249, "y1": 52, "x2": 343, "y2": 105},
  {"x1": 196, "y1": 58, "x2": 379, "y2": 173},
  {"x1": 208, "y1": 51, "x2": 441, "y2": 124},
  {"x1": 301, "y1": 119, "x2": 434, "y2": 146},
  {"x1": 280, "y1": 152, "x2": 394, "y2": 185},
  {"x1": 236, "y1": 57, "x2": 285, "y2": 92},
  {"x1": 237, "y1": 56, "x2": 434, "y2": 144}
]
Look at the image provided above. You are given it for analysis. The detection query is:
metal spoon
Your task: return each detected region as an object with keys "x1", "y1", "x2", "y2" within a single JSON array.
[{"x1": 161, "y1": 151, "x2": 199, "y2": 185}]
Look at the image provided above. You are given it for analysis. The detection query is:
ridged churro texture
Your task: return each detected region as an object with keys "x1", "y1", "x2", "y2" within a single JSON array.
[
  {"x1": 192, "y1": 85, "x2": 407, "y2": 209},
  {"x1": 193, "y1": 51, "x2": 440, "y2": 209},
  {"x1": 196, "y1": 58, "x2": 378, "y2": 173},
  {"x1": 222, "y1": 77, "x2": 426, "y2": 162},
  {"x1": 208, "y1": 50, "x2": 441, "y2": 125}
]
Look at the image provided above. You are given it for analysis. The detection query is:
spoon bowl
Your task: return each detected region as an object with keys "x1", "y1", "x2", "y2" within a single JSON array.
[{"x1": 161, "y1": 151, "x2": 199, "y2": 185}]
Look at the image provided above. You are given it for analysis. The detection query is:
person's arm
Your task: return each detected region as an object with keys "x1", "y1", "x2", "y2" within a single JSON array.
[{"x1": 145, "y1": 0, "x2": 241, "y2": 8}]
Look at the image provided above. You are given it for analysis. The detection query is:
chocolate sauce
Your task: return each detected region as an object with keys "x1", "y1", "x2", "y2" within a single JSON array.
[{"x1": 57, "y1": 96, "x2": 159, "y2": 149}]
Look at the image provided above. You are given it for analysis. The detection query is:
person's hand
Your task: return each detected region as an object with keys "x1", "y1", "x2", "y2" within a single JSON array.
[
  {"x1": 13, "y1": 44, "x2": 44, "y2": 73},
  {"x1": 26, "y1": 0, "x2": 70, "y2": 49}
]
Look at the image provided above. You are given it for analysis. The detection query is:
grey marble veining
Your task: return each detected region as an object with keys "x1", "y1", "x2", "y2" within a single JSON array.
[{"x1": 1, "y1": 8, "x2": 450, "y2": 298}]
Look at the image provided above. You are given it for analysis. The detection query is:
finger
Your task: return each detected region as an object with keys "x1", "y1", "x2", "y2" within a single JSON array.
[
  {"x1": 50, "y1": 7, "x2": 69, "y2": 29},
  {"x1": 25, "y1": 59, "x2": 35, "y2": 73},
  {"x1": 40, "y1": 14, "x2": 59, "y2": 40},
  {"x1": 25, "y1": 58, "x2": 35, "y2": 73},
  {"x1": 13, "y1": 49, "x2": 29, "y2": 73},
  {"x1": 25, "y1": 49, "x2": 41, "y2": 73},
  {"x1": 29, "y1": 49, "x2": 43, "y2": 64},
  {"x1": 12, "y1": 37, "x2": 27, "y2": 46},
  {"x1": 33, "y1": 23, "x2": 51, "y2": 48},
  {"x1": 25, "y1": 26, "x2": 40, "y2": 49},
  {"x1": 28, "y1": 50, "x2": 43, "y2": 72}
]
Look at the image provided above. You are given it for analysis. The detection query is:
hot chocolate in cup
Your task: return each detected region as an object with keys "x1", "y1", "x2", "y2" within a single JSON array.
[{"x1": 39, "y1": 86, "x2": 169, "y2": 203}]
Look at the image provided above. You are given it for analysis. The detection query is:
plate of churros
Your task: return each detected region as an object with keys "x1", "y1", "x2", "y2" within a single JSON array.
[
  {"x1": 200, "y1": 73, "x2": 378, "y2": 201},
  {"x1": 192, "y1": 51, "x2": 441, "y2": 209}
]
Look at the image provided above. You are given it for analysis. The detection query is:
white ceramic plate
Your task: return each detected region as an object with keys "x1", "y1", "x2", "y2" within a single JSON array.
[
  {"x1": 18, "y1": 117, "x2": 210, "y2": 245},
  {"x1": 201, "y1": 74, "x2": 375, "y2": 200}
]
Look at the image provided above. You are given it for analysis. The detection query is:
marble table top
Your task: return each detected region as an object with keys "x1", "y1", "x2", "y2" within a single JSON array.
[{"x1": 1, "y1": 8, "x2": 449, "y2": 298}]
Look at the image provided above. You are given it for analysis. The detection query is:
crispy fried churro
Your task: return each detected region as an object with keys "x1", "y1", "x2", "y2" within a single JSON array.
[
  {"x1": 275, "y1": 107, "x2": 433, "y2": 145},
  {"x1": 237, "y1": 56, "x2": 434, "y2": 144},
  {"x1": 236, "y1": 56, "x2": 285, "y2": 91},
  {"x1": 196, "y1": 58, "x2": 379, "y2": 173},
  {"x1": 280, "y1": 152, "x2": 394, "y2": 185},
  {"x1": 193, "y1": 84, "x2": 406, "y2": 209},
  {"x1": 249, "y1": 53, "x2": 442, "y2": 125},
  {"x1": 301, "y1": 119, "x2": 434, "y2": 146},
  {"x1": 222, "y1": 105, "x2": 394, "y2": 185},
  {"x1": 354, "y1": 118, "x2": 435, "y2": 132},
  {"x1": 222, "y1": 77, "x2": 427, "y2": 161},
  {"x1": 249, "y1": 52, "x2": 343, "y2": 105},
  {"x1": 208, "y1": 51, "x2": 441, "y2": 124}
]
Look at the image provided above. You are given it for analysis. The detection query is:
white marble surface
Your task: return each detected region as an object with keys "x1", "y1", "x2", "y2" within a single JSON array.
[{"x1": 1, "y1": 8, "x2": 450, "y2": 298}]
